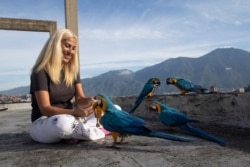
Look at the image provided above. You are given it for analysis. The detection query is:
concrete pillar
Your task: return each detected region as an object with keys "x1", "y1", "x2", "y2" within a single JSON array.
[{"x1": 64, "y1": 0, "x2": 78, "y2": 36}]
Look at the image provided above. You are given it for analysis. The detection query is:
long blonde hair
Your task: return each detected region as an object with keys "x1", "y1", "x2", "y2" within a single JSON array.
[{"x1": 31, "y1": 29, "x2": 79, "y2": 87}]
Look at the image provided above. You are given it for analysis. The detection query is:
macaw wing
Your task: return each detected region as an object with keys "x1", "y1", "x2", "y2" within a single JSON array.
[
  {"x1": 189, "y1": 85, "x2": 207, "y2": 92},
  {"x1": 129, "y1": 84, "x2": 154, "y2": 113},
  {"x1": 120, "y1": 118, "x2": 151, "y2": 135},
  {"x1": 101, "y1": 109, "x2": 147, "y2": 134},
  {"x1": 160, "y1": 109, "x2": 190, "y2": 126},
  {"x1": 177, "y1": 79, "x2": 194, "y2": 90},
  {"x1": 135, "y1": 83, "x2": 154, "y2": 104},
  {"x1": 116, "y1": 111, "x2": 151, "y2": 134}
]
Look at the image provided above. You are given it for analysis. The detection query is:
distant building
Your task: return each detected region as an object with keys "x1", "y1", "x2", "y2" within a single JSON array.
[
  {"x1": 209, "y1": 86, "x2": 218, "y2": 93},
  {"x1": 234, "y1": 88, "x2": 245, "y2": 93}
]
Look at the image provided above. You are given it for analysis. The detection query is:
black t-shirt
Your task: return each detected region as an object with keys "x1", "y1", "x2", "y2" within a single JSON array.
[{"x1": 30, "y1": 70, "x2": 81, "y2": 122}]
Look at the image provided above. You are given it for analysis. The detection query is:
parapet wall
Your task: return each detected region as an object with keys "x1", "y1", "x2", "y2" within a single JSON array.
[
  {"x1": 1, "y1": 103, "x2": 31, "y2": 111},
  {"x1": 112, "y1": 92, "x2": 250, "y2": 129},
  {"x1": 2, "y1": 93, "x2": 249, "y2": 128}
]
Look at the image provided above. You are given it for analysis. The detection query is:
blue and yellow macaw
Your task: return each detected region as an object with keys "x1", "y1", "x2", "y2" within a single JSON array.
[
  {"x1": 150, "y1": 101, "x2": 226, "y2": 146},
  {"x1": 166, "y1": 77, "x2": 207, "y2": 94},
  {"x1": 93, "y1": 94, "x2": 194, "y2": 145},
  {"x1": 129, "y1": 78, "x2": 161, "y2": 113}
]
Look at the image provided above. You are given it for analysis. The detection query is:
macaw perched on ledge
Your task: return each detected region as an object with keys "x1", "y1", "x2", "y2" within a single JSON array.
[
  {"x1": 166, "y1": 77, "x2": 207, "y2": 94},
  {"x1": 150, "y1": 101, "x2": 226, "y2": 146},
  {"x1": 129, "y1": 78, "x2": 161, "y2": 113},
  {"x1": 93, "y1": 94, "x2": 194, "y2": 145}
]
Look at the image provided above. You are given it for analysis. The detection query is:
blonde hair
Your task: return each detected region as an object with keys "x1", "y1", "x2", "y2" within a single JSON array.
[{"x1": 31, "y1": 29, "x2": 79, "y2": 87}]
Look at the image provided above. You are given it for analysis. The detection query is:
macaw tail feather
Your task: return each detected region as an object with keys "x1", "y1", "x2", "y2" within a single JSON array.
[
  {"x1": 180, "y1": 125, "x2": 226, "y2": 146},
  {"x1": 129, "y1": 100, "x2": 142, "y2": 113},
  {"x1": 148, "y1": 131, "x2": 194, "y2": 142},
  {"x1": 129, "y1": 104, "x2": 139, "y2": 113},
  {"x1": 190, "y1": 87, "x2": 207, "y2": 92}
]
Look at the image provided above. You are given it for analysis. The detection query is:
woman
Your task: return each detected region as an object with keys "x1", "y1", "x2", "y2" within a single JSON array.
[{"x1": 29, "y1": 28, "x2": 105, "y2": 144}]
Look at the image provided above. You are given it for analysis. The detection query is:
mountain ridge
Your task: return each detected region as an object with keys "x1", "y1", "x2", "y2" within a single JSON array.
[{"x1": 1, "y1": 48, "x2": 250, "y2": 96}]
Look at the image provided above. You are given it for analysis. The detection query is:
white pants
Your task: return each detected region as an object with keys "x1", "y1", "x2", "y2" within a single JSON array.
[{"x1": 29, "y1": 113, "x2": 105, "y2": 143}]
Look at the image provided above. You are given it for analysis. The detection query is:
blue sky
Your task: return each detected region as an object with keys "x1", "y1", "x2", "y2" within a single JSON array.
[{"x1": 0, "y1": 0, "x2": 250, "y2": 91}]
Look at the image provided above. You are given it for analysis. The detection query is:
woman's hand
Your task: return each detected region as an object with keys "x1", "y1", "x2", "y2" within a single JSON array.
[
  {"x1": 73, "y1": 97, "x2": 95, "y2": 117},
  {"x1": 74, "y1": 105, "x2": 93, "y2": 117}
]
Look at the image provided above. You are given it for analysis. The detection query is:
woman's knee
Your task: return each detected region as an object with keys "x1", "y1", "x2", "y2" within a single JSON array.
[{"x1": 53, "y1": 114, "x2": 79, "y2": 137}]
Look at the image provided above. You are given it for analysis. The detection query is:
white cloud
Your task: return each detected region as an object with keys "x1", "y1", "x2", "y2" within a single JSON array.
[
  {"x1": 80, "y1": 27, "x2": 164, "y2": 40},
  {"x1": 186, "y1": 0, "x2": 250, "y2": 25}
]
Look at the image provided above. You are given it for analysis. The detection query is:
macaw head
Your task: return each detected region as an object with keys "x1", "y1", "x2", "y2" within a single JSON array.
[
  {"x1": 93, "y1": 94, "x2": 119, "y2": 126},
  {"x1": 166, "y1": 77, "x2": 177, "y2": 85},
  {"x1": 149, "y1": 78, "x2": 161, "y2": 87},
  {"x1": 149, "y1": 101, "x2": 163, "y2": 114},
  {"x1": 93, "y1": 94, "x2": 108, "y2": 127}
]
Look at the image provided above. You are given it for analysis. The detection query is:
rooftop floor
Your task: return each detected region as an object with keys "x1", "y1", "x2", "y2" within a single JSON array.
[{"x1": 1, "y1": 93, "x2": 250, "y2": 166}]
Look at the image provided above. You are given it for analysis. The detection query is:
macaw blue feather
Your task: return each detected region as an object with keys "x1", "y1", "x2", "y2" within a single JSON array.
[
  {"x1": 153, "y1": 101, "x2": 226, "y2": 146},
  {"x1": 129, "y1": 78, "x2": 160, "y2": 113},
  {"x1": 97, "y1": 94, "x2": 194, "y2": 142},
  {"x1": 166, "y1": 77, "x2": 207, "y2": 94},
  {"x1": 179, "y1": 124, "x2": 226, "y2": 146}
]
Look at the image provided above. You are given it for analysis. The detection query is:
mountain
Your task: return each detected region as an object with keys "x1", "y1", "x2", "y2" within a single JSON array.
[
  {"x1": 0, "y1": 86, "x2": 30, "y2": 96},
  {"x1": 82, "y1": 48, "x2": 250, "y2": 96},
  {"x1": 82, "y1": 69, "x2": 142, "y2": 96},
  {"x1": 1, "y1": 48, "x2": 250, "y2": 96},
  {"x1": 133, "y1": 48, "x2": 250, "y2": 94}
]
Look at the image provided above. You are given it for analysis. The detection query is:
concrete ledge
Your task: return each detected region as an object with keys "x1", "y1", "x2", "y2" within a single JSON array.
[
  {"x1": 2, "y1": 92, "x2": 249, "y2": 128},
  {"x1": 112, "y1": 92, "x2": 250, "y2": 128},
  {"x1": 1, "y1": 102, "x2": 31, "y2": 111},
  {"x1": 0, "y1": 17, "x2": 57, "y2": 35}
]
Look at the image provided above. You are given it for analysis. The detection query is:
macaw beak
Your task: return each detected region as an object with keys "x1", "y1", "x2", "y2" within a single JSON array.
[
  {"x1": 151, "y1": 78, "x2": 161, "y2": 86},
  {"x1": 149, "y1": 103, "x2": 161, "y2": 114},
  {"x1": 166, "y1": 78, "x2": 173, "y2": 85},
  {"x1": 155, "y1": 80, "x2": 161, "y2": 86},
  {"x1": 149, "y1": 103, "x2": 158, "y2": 111},
  {"x1": 92, "y1": 99, "x2": 101, "y2": 108},
  {"x1": 92, "y1": 98, "x2": 103, "y2": 127}
]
